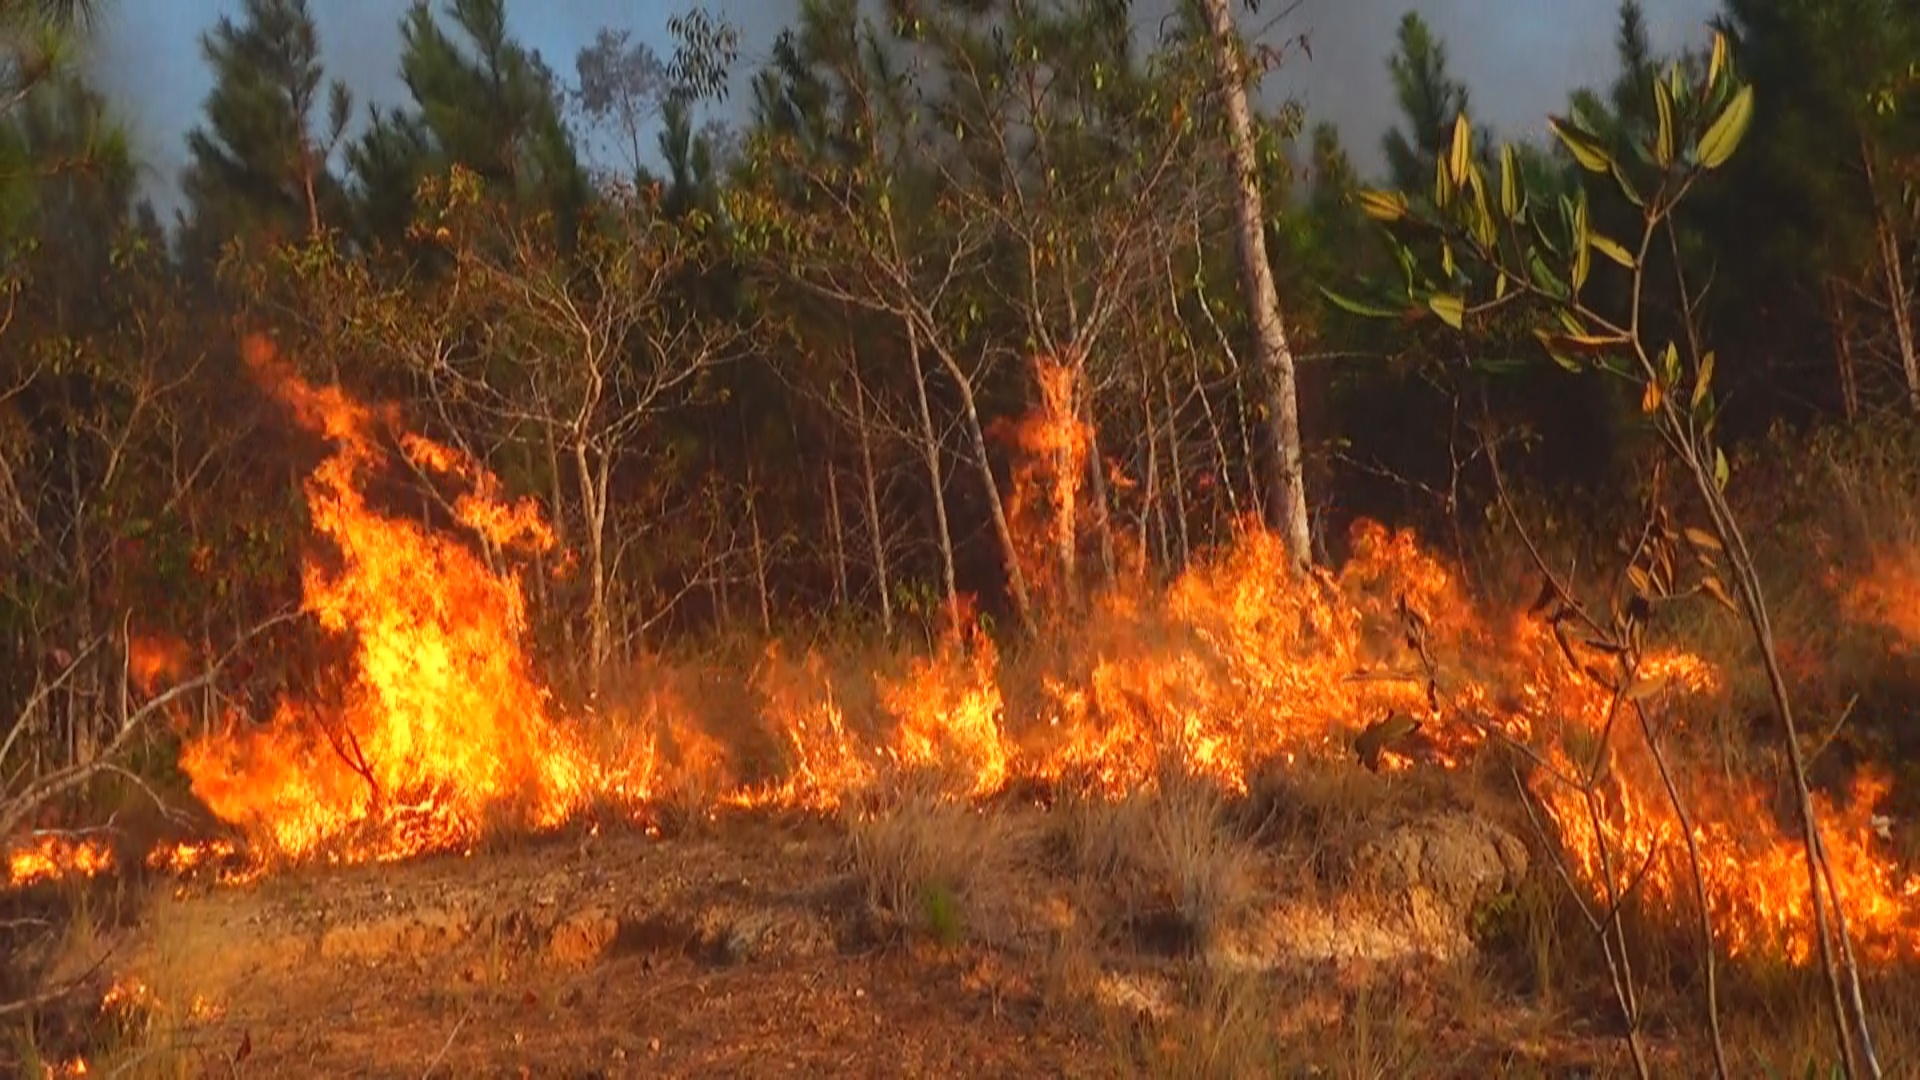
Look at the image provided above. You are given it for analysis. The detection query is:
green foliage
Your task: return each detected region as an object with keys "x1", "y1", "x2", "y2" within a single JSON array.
[
  {"x1": 346, "y1": 0, "x2": 587, "y2": 249},
  {"x1": 178, "y1": 0, "x2": 351, "y2": 271}
]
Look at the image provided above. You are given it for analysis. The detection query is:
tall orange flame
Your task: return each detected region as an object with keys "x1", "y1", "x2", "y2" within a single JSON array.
[{"x1": 174, "y1": 336, "x2": 616, "y2": 862}]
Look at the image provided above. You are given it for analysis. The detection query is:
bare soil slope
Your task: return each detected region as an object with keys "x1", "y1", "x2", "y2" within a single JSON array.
[{"x1": 15, "y1": 797, "x2": 1653, "y2": 1079}]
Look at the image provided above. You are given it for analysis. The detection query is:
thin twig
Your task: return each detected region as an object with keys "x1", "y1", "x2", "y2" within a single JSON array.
[{"x1": 421, "y1": 1006, "x2": 473, "y2": 1079}]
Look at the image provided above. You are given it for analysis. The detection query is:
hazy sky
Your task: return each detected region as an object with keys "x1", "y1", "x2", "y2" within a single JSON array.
[{"x1": 84, "y1": 0, "x2": 1720, "y2": 220}]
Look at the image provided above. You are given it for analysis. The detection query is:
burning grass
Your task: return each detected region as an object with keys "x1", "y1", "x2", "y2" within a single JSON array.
[{"x1": 8, "y1": 342, "x2": 1920, "y2": 1075}]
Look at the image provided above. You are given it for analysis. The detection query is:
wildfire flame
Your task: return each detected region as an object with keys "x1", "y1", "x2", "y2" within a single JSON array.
[
  {"x1": 172, "y1": 336, "x2": 619, "y2": 862},
  {"x1": 7, "y1": 835, "x2": 114, "y2": 886},
  {"x1": 6, "y1": 338, "x2": 1917, "y2": 972}
]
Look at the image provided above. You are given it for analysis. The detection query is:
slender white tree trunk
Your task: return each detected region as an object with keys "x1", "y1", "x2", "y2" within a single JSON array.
[{"x1": 1201, "y1": 0, "x2": 1313, "y2": 568}]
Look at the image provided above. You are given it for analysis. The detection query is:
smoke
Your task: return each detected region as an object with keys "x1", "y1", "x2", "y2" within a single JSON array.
[
  {"x1": 83, "y1": 0, "x2": 1718, "y2": 222},
  {"x1": 1269, "y1": 0, "x2": 1719, "y2": 173}
]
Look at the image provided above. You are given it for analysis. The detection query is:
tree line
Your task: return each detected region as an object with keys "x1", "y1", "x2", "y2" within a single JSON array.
[{"x1": 1, "y1": 0, "x2": 1915, "y2": 730}]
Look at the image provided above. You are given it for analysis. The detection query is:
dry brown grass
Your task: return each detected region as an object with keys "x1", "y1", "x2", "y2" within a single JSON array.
[
  {"x1": 1058, "y1": 770, "x2": 1257, "y2": 954},
  {"x1": 1131, "y1": 969, "x2": 1282, "y2": 1080},
  {"x1": 843, "y1": 782, "x2": 1021, "y2": 944}
]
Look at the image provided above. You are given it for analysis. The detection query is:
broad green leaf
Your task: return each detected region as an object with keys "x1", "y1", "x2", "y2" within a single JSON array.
[
  {"x1": 1319, "y1": 286, "x2": 1402, "y2": 319},
  {"x1": 1610, "y1": 159, "x2": 1646, "y2": 207},
  {"x1": 1589, "y1": 232, "x2": 1635, "y2": 268},
  {"x1": 1429, "y1": 293, "x2": 1466, "y2": 330},
  {"x1": 1528, "y1": 248, "x2": 1569, "y2": 298},
  {"x1": 1697, "y1": 85, "x2": 1755, "y2": 170},
  {"x1": 1549, "y1": 116, "x2": 1612, "y2": 173},
  {"x1": 1534, "y1": 329, "x2": 1583, "y2": 372}
]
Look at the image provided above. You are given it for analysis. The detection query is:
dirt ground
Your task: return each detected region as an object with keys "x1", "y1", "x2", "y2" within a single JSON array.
[{"x1": 6, "y1": 801, "x2": 1669, "y2": 1079}]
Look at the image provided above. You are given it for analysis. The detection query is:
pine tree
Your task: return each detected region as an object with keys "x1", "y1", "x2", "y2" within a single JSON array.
[
  {"x1": 1381, "y1": 13, "x2": 1471, "y2": 193},
  {"x1": 1704, "y1": 0, "x2": 1920, "y2": 415},
  {"x1": 346, "y1": 0, "x2": 588, "y2": 247},
  {"x1": 178, "y1": 0, "x2": 350, "y2": 269}
]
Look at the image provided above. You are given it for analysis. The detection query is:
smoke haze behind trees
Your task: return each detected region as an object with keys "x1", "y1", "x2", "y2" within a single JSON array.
[{"x1": 87, "y1": 0, "x2": 1716, "y2": 222}]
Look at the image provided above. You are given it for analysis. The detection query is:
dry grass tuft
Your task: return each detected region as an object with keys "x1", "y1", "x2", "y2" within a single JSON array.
[
  {"x1": 843, "y1": 783, "x2": 1017, "y2": 944},
  {"x1": 1063, "y1": 772, "x2": 1257, "y2": 954},
  {"x1": 1132, "y1": 969, "x2": 1280, "y2": 1080}
]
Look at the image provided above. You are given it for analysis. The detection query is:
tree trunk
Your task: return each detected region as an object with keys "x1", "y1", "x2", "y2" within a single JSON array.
[
  {"x1": 1826, "y1": 277, "x2": 1861, "y2": 423},
  {"x1": 1046, "y1": 357, "x2": 1080, "y2": 605},
  {"x1": 1082, "y1": 393, "x2": 1116, "y2": 588},
  {"x1": 1200, "y1": 0, "x2": 1312, "y2": 568},
  {"x1": 907, "y1": 324, "x2": 961, "y2": 625},
  {"x1": 542, "y1": 429, "x2": 576, "y2": 663},
  {"x1": 301, "y1": 156, "x2": 322, "y2": 242},
  {"x1": 1874, "y1": 213, "x2": 1918, "y2": 413},
  {"x1": 927, "y1": 335, "x2": 1037, "y2": 635},
  {"x1": 825, "y1": 457, "x2": 849, "y2": 608},
  {"x1": 746, "y1": 466, "x2": 772, "y2": 636},
  {"x1": 707, "y1": 474, "x2": 731, "y2": 633},
  {"x1": 1161, "y1": 366, "x2": 1193, "y2": 571},
  {"x1": 852, "y1": 371, "x2": 895, "y2": 636},
  {"x1": 1140, "y1": 378, "x2": 1163, "y2": 580},
  {"x1": 572, "y1": 438, "x2": 610, "y2": 699}
]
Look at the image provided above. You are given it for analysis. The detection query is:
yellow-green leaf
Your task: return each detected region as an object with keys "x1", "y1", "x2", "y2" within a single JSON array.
[
  {"x1": 1549, "y1": 116, "x2": 1611, "y2": 173},
  {"x1": 1589, "y1": 232, "x2": 1635, "y2": 268},
  {"x1": 1683, "y1": 526, "x2": 1723, "y2": 553},
  {"x1": 1692, "y1": 350, "x2": 1715, "y2": 410},
  {"x1": 1708, "y1": 31, "x2": 1728, "y2": 89},
  {"x1": 1429, "y1": 293, "x2": 1466, "y2": 330},
  {"x1": 1468, "y1": 165, "x2": 1495, "y2": 245},
  {"x1": 1713, "y1": 447, "x2": 1730, "y2": 490},
  {"x1": 1697, "y1": 85, "x2": 1755, "y2": 170},
  {"x1": 1358, "y1": 189, "x2": 1407, "y2": 222},
  {"x1": 1700, "y1": 574, "x2": 1738, "y2": 614},
  {"x1": 1610, "y1": 159, "x2": 1645, "y2": 207},
  {"x1": 1571, "y1": 195, "x2": 1591, "y2": 290},
  {"x1": 1499, "y1": 143, "x2": 1518, "y2": 218},
  {"x1": 1544, "y1": 327, "x2": 1625, "y2": 351},
  {"x1": 1449, "y1": 113, "x2": 1473, "y2": 185},
  {"x1": 1653, "y1": 78, "x2": 1676, "y2": 166}
]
